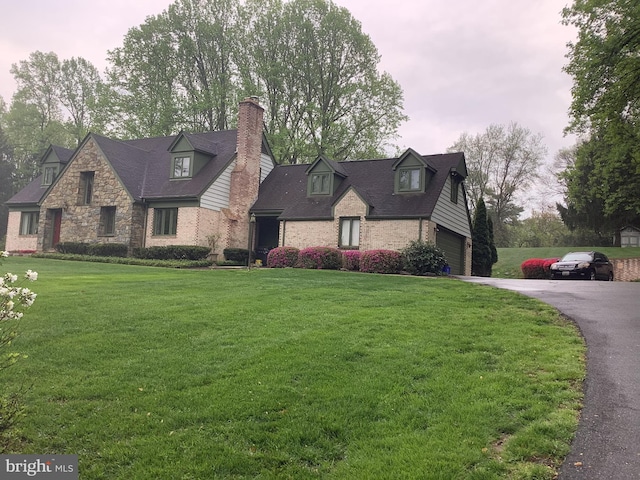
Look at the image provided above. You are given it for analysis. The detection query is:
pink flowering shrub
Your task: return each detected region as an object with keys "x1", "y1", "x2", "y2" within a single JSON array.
[
  {"x1": 296, "y1": 246, "x2": 342, "y2": 270},
  {"x1": 521, "y1": 258, "x2": 559, "y2": 279},
  {"x1": 341, "y1": 250, "x2": 361, "y2": 271},
  {"x1": 267, "y1": 247, "x2": 300, "y2": 268},
  {"x1": 360, "y1": 249, "x2": 403, "y2": 274}
]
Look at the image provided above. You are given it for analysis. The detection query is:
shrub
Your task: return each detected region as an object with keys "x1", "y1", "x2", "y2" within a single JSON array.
[
  {"x1": 296, "y1": 246, "x2": 342, "y2": 270},
  {"x1": 223, "y1": 248, "x2": 252, "y2": 264},
  {"x1": 521, "y1": 258, "x2": 559, "y2": 279},
  {"x1": 133, "y1": 245, "x2": 210, "y2": 261},
  {"x1": 55, "y1": 242, "x2": 89, "y2": 255},
  {"x1": 341, "y1": 250, "x2": 361, "y2": 271},
  {"x1": 401, "y1": 240, "x2": 447, "y2": 276},
  {"x1": 267, "y1": 247, "x2": 300, "y2": 268},
  {"x1": 360, "y1": 249, "x2": 403, "y2": 274},
  {"x1": 87, "y1": 243, "x2": 128, "y2": 257}
]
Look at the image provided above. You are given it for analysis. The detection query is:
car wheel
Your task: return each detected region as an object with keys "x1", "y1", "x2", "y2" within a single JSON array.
[
  {"x1": 589, "y1": 270, "x2": 596, "y2": 281},
  {"x1": 608, "y1": 272, "x2": 614, "y2": 281}
]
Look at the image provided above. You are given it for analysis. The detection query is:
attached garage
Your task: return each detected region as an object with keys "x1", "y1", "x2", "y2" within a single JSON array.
[{"x1": 436, "y1": 226, "x2": 466, "y2": 275}]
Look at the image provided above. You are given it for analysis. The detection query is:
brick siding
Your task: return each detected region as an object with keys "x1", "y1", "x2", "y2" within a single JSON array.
[
  {"x1": 5, "y1": 211, "x2": 38, "y2": 252},
  {"x1": 612, "y1": 258, "x2": 640, "y2": 282}
]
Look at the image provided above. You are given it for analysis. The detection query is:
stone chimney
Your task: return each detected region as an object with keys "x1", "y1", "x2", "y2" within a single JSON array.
[{"x1": 226, "y1": 97, "x2": 265, "y2": 249}]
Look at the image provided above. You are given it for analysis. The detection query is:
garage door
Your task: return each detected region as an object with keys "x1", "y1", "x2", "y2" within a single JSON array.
[{"x1": 436, "y1": 227, "x2": 465, "y2": 275}]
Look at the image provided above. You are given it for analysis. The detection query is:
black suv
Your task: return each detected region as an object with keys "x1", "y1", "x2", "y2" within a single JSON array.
[{"x1": 549, "y1": 251, "x2": 614, "y2": 281}]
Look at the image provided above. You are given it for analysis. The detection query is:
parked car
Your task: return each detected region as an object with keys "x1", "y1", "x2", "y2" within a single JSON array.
[{"x1": 549, "y1": 251, "x2": 614, "y2": 281}]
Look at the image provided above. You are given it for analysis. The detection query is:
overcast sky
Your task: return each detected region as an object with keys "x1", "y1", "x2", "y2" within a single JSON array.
[{"x1": 0, "y1": 0, "x2": 577, "y2": 203}]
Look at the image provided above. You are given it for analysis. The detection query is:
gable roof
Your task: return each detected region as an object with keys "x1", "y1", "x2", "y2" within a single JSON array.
[
  {"x1": 251, "y1": 151, "x2": 466, "y2": 220},
  {"x1": 6, "y1": 129, "x2": 259, "y2": 206},
  {"x1": 6, "y1": 146, "x2": 75, "y2": 207}
]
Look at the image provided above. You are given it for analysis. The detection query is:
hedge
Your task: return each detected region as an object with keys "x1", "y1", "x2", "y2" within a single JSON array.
[
  {"x1": 401, "y1": 240, "x2": 447, "y2": 276},
  {"x1": 521, "y1": 258, "x2": 559, "y2": 279},
  {"x1": 360, "y1": 249, "x2": 403, "y2": 274},
  {"x1": 87, "y1": 243, "x2": 128, "y2": 258},
  {"x1": 267, "y1": 247, "x2": 300, "y2": 268},
  {"x1": 296, "y1": 246, "x2": 342, "y2": 270},
  {"x1": 341, "y1": 250, "x2": 361, "y2": 271},
  {"x1": 223, "y1": 248, "x2": 252, "y2": 264},
  {"x1": 133, "y1": 245, "x2": 210, "y2": 260}
]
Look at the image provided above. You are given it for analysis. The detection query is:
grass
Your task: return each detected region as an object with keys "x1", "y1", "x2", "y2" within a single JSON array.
[
  {"x1": 1, "y1": 257, "x2": 585, "y2": 479},
  {"x1": 493, "y1": 246, "x2": 640, "y2": 279}
]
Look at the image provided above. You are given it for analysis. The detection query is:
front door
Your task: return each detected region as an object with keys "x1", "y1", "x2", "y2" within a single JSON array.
[{"x1": 53, "y1": 209, "x2": 62, "y2": 246}]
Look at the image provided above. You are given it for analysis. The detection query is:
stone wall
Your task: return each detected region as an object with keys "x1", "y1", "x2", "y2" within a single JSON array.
[
  {"x1": 612, "y1": 258, "x2": 640, "y2": 282},
  {"x1": 38, "y1": 137, "x2": 140, "y2": 251}
]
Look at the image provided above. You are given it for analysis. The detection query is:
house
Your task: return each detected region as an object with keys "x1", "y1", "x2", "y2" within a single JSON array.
[
  {"x1": 620, "y1": 226, "x2": 640, "y2": 248},
  {"x1": 251, "y1": 150, "x2": 472, "y2": 275},
  {"x1": 5, "y1": 98, "x2": 473, "y2": 275}
]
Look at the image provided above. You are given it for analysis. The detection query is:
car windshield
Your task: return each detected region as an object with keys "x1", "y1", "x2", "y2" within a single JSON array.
[{"x1": 561, "y1": 253, "x2": 592, "y2": 262}]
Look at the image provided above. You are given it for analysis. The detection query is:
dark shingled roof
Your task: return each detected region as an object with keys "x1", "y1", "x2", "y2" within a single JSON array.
[
  {"x1": 6, "y1": 146, "x2": 74, "y2": 206},
  {"x1": 7, "y1": 130, "x2": 243, "y2": 206},
  {"x1": 251, "y1": 152, "x2": 465, "y2": 220}
]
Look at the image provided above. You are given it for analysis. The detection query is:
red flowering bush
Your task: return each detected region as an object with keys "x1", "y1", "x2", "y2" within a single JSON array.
[
  {"x1": 360, "y1": 249, "x2": 403, "y2": 274},
  {"x1": 267, "y1": 247, "x2": 300, "y2": 268},
  {"x1": 296, "y1": 246, "x2": 342, "y2": 270},
  {"x1": 341, "y1": 250, "x2": 361, "y2": 271},
  {"x1": 521, "y1": 258, "x2": 559, "y2": 279}
]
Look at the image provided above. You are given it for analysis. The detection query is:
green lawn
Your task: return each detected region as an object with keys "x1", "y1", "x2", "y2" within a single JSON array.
[
  {"x1": 2, "y1": 258, "x2": 585, "y2": 479},
  {"x1": 493, "y1": 246, "x2": 640, "y2": 279}
]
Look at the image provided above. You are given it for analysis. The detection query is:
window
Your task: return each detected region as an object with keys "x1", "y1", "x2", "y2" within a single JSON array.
[
  {"x1": 99, "y1": 206, "x2": 116, "y2": 236},
  {"x1": 340, "y1": 218, "x2": 360, "y2": 248},
  {"x1": 398, "y1": 168, "x2": 421, "y2": 192},
  {"x1": 43, "y1": 166, "x2": 56, "y2": 186},
  {"x1": 450, "y1": 176, "x2": 460, "y2": 203},
  {"x1": 310, "y1": 173, "x2": 331, "y2": 195},
  {"x1": 79, "y1": 171, "x2": 95, "y2": 205},
  {"x1": 153, "y1": 208, "x2": 178, "y2": 236},
  {"x1": 19, "y1": 212, "x2": 39, "y2": 235},
  {"x1": 173, "y1": 156, "x2": 191, "y2": 178}
]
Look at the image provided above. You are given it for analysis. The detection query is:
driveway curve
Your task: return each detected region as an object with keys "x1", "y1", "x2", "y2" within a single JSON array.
[{"x1": 460, "y1": 277, "x2": 640, "y2": 480}]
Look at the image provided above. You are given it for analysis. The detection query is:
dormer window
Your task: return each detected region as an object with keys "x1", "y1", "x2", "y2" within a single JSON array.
[
  {"x1": 398, "y1": 167, "x2": 421, "y2": 192},
  {"x1": 43, "y1": 166, "x2": 57, "y2": 186},
  {"x1": 173, "y1": 156, "x2": 192, "y2": 178},
  {"x1": 311, "y1": 173, "x2": 331, "y2": 195}
]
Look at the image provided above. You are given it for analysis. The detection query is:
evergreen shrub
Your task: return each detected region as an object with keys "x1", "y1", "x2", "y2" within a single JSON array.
[
  {"x1": 401, "y1": 240, "x2": 447, "y2": 275},
  {"x1": 87, "y1": 243, "x2": 128, "y2": 257},
  {"x1": 223, "y1": 248, "x2": 252, "y2": 264},
  {"x1": 55, "y1": 242, "x2": 89, "y2": 255},
  {"x1": 133, "y1": 245, "x2": 210, "y2": 260}
]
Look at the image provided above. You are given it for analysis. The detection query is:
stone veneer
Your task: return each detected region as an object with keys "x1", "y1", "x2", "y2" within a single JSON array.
[
  {"x1": 612, "y1": 258, "x2": 640, "y2": 282},
  {"x1": 38, "y1": 138, "x2": 143, "y2": 252}
]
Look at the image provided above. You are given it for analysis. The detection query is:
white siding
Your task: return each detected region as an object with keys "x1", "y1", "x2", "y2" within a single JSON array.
[
  {"x1": 431, "y1": 177, "x2": 471, "y2": 237},
  {"x1": 260, "y1": 153, "x2": 274, "y2": 182},
  {"x1": 201, "y1": 160, "x2": 235, "y2": 210}
]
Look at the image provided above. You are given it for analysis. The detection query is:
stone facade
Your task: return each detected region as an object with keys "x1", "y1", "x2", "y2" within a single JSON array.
[{"x1": 38, "y1": 138, "x2": 142, "y2": 252}]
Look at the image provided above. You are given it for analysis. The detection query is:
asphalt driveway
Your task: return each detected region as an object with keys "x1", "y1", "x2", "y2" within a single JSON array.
[{"x1": 460, "y1": 277, "x2": 640, "y2": 479}]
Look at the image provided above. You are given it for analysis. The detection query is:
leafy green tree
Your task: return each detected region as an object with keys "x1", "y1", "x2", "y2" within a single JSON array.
[
  {"x1": 559, "y1": 0, "x2": 640, "y2": 237},
  {"x1": 107, "y1": 14, "x2": 183, "y2": 138},
  {"x1": 562, "y1": 0, "x2": 640, "y2": 133},
  {"x1": 472, "y1": 198, "x2": 493, "y2": 277}
]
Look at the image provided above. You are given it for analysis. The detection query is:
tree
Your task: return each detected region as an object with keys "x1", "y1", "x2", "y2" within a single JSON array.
[
  {"x1": 472, "y1": 198, "x2": 493, "y2": 277},
  {"x1": 107, "y1": 15, "x2": 183, "y2": 138},
  {"x1": 560, "y1": 0, "x2": 640, "y2": 237},
  {"x1": 448, "y1": 122, "x2": 546, "y2": 246},
  {"x1": 562, "y1": 0, "x2": 640, "y2": 133},
  {"x1": 106, "y1": 0, "x2": 407, "y2": 163}
]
